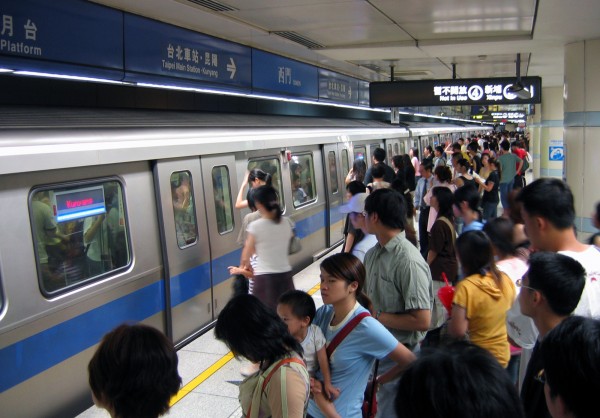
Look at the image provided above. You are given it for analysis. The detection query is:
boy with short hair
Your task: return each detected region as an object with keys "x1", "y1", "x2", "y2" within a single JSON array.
[{"x1": 277, "y1": 290, "x2": 340, "y2": 418}]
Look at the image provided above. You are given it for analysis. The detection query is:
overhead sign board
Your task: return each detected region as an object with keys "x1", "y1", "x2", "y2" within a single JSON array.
[
  {"x1": 252, "y1": 50, "x2": 318, "y2": 98},
  {"x1": 318, "y1": 69, "x2": 359, "y2": 104},
  {"x1": 124, "y1": 14, "x2": 251, "y2": 88},
  {"x1": 0, "y1": 0, "x2": 123, "y2": 77},
  {"x1": 370, "y1": 77, "x2": 542, "y2": 107},
  {"x1": 54, "y1": 186, "x2": 106, "y2": 222}
]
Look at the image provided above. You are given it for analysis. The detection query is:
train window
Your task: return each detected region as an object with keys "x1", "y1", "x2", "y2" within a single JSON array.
[
  {"x1": 394, "y1": 143, "x2": 399, "y2": 156},
  {"x1": 354, "y1": 145, "x2": 367, "y2": 167},
  {"x1": 30, "y1": 180, "x2": 131, "y2": 295},
  {"x1": 341, "y1": 149, "x2": 350, "y2": 175},
  {"x1": 212, "y1": 166, "x2": 235, "y2": 234},
  {"x1": 370, "y1": 144, "x2": 380, "y2": 160},
  {"x1": 171, "y1": 171, "x2": 199, "y2": 248},
  {"x1": 328, "y1": 151, "x2": 339, "y2": 194},
  {"x1": 247, "y1": 158, "x2": 284, "y2": 209},
  {"x1": 290, "y1": 153, "x2": 317, "y2": 208}
]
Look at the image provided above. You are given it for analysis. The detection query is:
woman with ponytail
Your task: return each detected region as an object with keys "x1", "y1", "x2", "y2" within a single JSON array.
[
  {"x1": 447, "y1": 231, "x2": 515, "y2": 367},
  {"x1": 235, "y1": 168, "x2": 273, "y2": 210},
  {"x1": 240, "y1": 185, "x2": 294, "y2": 311},
  {"x1": 306, "y1": 253, "x2": 415, "y2": 418}
]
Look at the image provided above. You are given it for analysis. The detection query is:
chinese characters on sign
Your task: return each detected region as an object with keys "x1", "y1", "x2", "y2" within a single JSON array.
[
  {"x1": 1, "y1": 13, "x2": 41, "y2": 56},
  {"x1": 278, "y1": 66, "x2": 300, "y2": 86},
  {"x1": 162, "y1": 42, "x2": 221, "y2": 79},
  {"x1": 433, "y1": 83, "x2": 531, "y2": 102}
]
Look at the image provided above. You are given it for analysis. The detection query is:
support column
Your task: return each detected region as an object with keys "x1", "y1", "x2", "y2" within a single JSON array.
[
  {"x1": 564, "y1": 39, "x2": 600, "y2": 241},
  {"x1": 528, "y1": 104, "x2": 542, "y2": 179},
  {"x1": 540, "y1": 87, "x2": 564, "y2": 179}
]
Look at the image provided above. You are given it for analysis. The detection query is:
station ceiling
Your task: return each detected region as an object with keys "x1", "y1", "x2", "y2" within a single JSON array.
[{"x1": 92, "y1": 0, "x2": 600, "y2": 88}]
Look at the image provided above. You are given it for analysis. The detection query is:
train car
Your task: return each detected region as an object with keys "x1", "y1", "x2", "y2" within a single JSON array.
[{"x1": 0, "y1": 107, "x2": 490, "y2": 417}]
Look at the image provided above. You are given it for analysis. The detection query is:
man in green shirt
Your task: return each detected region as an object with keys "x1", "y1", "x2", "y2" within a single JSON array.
[
  {"x1": 497, "y1": 140, "x2": 523, "y2": 214},
  {"x1": 363, "y1": 188, "x2": 433, "y2": 417}
]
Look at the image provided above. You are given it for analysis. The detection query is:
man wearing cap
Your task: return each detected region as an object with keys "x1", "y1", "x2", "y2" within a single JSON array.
[
  {"x1": 338, "y1": 193, "x2": 378, "y2": 262},
  {"x1": 362, "y1": 188, "x2": 433, "y2": 418}
]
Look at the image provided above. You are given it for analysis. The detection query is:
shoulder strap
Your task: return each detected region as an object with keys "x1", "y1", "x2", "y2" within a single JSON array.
[
  {"x1": 326, "y1": 312, "x2": 370, "y2": 359},
  {"x1": 438, "y1": 216, "x2": 456, "y2": 245},
  {"x1": 245, "y1": 357, "x2": 306, "y2": 418}
]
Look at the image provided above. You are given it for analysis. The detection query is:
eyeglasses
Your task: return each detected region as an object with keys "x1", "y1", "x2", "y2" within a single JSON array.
[
  {"x1": 534, "y1": 369, "x2": 546, "y2": 385},
  {"x1": 350, "y1": 211, "x2": 369, "y2": 217},
  {"x1": 516, "y1": 278, "x2": 537, "y2": 292}
]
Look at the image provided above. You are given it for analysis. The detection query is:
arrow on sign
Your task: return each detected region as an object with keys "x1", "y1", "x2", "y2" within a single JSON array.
[
  {"x1": 227, "y1": 58, "x2": 236, "y2": 79},
  {"x1": 348, "y1": 86, "x2": 352, "y2": 98}
]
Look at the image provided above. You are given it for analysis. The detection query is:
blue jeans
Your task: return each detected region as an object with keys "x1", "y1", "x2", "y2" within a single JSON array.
[
  {"x1": 482, "y1": 201, "x2": 498, "y2": 222},
  {"x1": 499, "y1": 180, "x2": 514, "y2": 209}
]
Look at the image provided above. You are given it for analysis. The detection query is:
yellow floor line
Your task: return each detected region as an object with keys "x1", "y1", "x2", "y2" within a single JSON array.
[
  {"x1": 170, "y1": 352, "x2": 235, "y2": 406},
  {"x1": 169, "y1": 283, "x2": 321, "y2": 407}
]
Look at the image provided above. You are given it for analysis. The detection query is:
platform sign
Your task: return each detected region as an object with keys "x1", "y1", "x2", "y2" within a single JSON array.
[
  {"x1": 0, "y1": 0, "x2": 123, "y2": 75},
  {"x1": 370, "y1": 77, "x2": 542, "y2": 107},
  {"x1": 124, "y1": 14, "x2": 251, "y2": 88},
  {"x1": 252, "y1": 50, "x2": 318, "y2": 98},
  {"x1": 318, "y1": 69, "x2": 359, "y2": 104},
  {"x1": 549, "y1": 139, "x2": 564, "y2": 161},
  {"x1": 54, "y1": 186, "x2": 106, "y2": 222}
]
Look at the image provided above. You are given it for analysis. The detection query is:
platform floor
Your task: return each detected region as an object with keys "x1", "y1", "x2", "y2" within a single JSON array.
[{"x1": 76, "y1": 249, "x2": 333, "y2": 418}]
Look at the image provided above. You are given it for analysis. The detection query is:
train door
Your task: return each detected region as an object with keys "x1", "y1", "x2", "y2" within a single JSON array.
[
  {"x1": 323, "y1": 144, "x2": 344, "y2": 247},
  {"x1": 200, "y1": 155, "x2": 241, "y2": 319},
  {"x1": 154, "y1": 158, "x2": 212, "y2": 346}
]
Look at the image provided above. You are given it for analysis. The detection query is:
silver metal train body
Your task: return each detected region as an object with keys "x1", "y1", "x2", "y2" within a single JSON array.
[{"x1": 0, "y1": 107, "x2": 490, "y2": 417}]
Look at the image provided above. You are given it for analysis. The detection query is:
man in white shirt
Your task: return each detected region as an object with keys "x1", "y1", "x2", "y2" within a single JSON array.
[{"x1": 517, "y1": 178, "x2": 600, "y2": 319}]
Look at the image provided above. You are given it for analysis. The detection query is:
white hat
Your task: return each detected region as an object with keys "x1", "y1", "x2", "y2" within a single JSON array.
[{"x1": 339, "y1": 193, "x2": 368, "y2": 214}]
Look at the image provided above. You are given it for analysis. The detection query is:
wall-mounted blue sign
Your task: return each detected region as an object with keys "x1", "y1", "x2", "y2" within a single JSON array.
[
  {"x1": 123, "y1": 14, "x2": 251, "y2": 88},
  {"x1": 549, "y1": 146, "x2": 564, "y2": 161},
  {"x1": 0, "y1": 0, "x2": 123, "y2": 77},
  {"x1": 318, "y1": 69, "x2": 358, "y2": 104},
  {"x1": 252, "y1": 50, "x2": 318, "y2": 99}
]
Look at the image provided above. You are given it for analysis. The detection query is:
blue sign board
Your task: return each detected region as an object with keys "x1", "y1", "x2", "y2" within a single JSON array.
[
  {"x1": 0, "y1": 0, "x2": 123, "y2": 77},
  {"x1": 318, "y1": 69, "x2": 358, "y2": 104},
  {"x1": 549, "y1": 146, "x2": 564, "y2": 161},
  {"x1": 252, "y1": 50, "x2": 318, "y2": 99},
  {"x1": 123, "y1": 14, "x2": 251, "y2": 88}
]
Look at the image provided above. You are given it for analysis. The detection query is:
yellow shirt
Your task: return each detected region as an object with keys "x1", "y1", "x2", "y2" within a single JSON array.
[{"x1": 453, "y1": 272, "x2": 515, "y2": 367}]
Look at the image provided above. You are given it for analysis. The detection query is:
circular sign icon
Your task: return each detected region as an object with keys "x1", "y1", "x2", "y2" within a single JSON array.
[
  {"x1": 467, "y1": 85, "x2": 484, "y2": 101},
  {"x1": 503, "y1": 84, "x2": 517, "y2": 100}
]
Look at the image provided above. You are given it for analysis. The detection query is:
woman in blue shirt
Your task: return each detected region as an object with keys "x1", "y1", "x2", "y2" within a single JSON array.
[{"x1": 306, "y1": 253, "x2": 415, "y2": 418}]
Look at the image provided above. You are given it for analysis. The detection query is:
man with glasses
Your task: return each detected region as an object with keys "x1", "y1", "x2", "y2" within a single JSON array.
[
  {"x1": 518, "y1": 252, "x2": 585, "y2": 418},
  {"x1": 362, "y1": 188, "x2": 433, "y2": 418}
]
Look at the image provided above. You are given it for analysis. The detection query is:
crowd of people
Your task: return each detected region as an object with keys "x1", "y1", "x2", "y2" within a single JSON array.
[{"x1": 85, "y1": 135, "x2": 600, "y2": 418}]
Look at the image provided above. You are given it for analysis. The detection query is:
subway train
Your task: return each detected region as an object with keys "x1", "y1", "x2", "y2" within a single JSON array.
[{"x1": 0, "y1": 106, "x2": 490, "y2": 417}]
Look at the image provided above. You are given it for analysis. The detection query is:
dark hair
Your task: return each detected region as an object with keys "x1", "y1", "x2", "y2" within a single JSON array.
[
  {"x1": 517, "y1": 178, "x2": 575, "y2": 229},
  {"x1": 467, "y1": 141, "x2": 479, "y2": 152},
  {"x1": 410, "y1": 147, "x2": 419, "y2": 159},
  {"x1": 396, "y1": 342, "x2": 525, "y2": 418},
  {"x1": 371, "y1": 163, "x2": 386, "y2": 179},
  {"x1": 373, "y1": 147, "x2": 386, "y2": 163},
  {"x1": 352, "y1": 159, "x2": 367, "y2": 183},
  {"x1": 432, "y1": 187, "x2": 454, "y2": 221},
  {"x1": 500, "y1": 140, "x2": 510, "y2": 151},
  {"x1": 88, "y1": 324, "x2": 181, "y2": 418},
  {"x1": 451, "y1": 142, "x2": 461, "y2": 151},
  {"x1": 249, "y1": 168, "x2": 272, "y2": 186},
  {"x1": 401, "y1": 154, "x2": 413, "y2": 170},
  {"x1": 346, "y1": 180, "x2": 367, "y2": 196},
  {"x1": 425, "y1": 145, "x2": 433, "y2": 154},
  {"x1": 454, "y1": 184, "x2": 481, "y2": 215},
  {"x1": 527, "y1": 252, "x2": 586, "y2": 316},
  {"x1": 457, "y1": 158, "x2": 471, "y2": 171},
  {"x1": 435, "y1": 145, "x2": 444, "y2": 154},
  {"x1": 483, "y1": 217, "x2": 516, "y2": 257},
  {"x1": 456, "y1": 231, "x2": 504, "y2": 288},
  {"x1": 540, "y1": 316, "x2": 600, "y2": 418},
  {"x1": 246, "y1": 187, "x2": 257, "y2": 211},
  {"x1": 451, "y1": 152, "x2": 462, "y2": 162},
  {"x1": 278, "y1": 290, "x2": 316, "y2": 323},
  {"x1": 320, "y1": 253, "x2": 372, "y2": 310},
  {"x1": 215, "y1": 295, "x2": 303, "y2": 365},
  {"x1": 253, "y1": 185, "x2": 283, "y2": 223},
  {"x1": 364, "y1": 188, "x2": 406, "y2": 230},
  {"x1": 434, "y1": 165, "x2": 452, "y2": 183},
  {"x1": 391, "y1": 155, "x2": 404, "y2": 171}
]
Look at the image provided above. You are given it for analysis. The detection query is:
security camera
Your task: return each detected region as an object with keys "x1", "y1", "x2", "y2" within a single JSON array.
[{"x1": 506, "y1": 82, "x2": 532, "y2": 100}]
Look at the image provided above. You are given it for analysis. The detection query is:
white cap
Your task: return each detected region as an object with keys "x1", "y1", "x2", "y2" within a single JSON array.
[{"x1": 339, "y1": 193, "x2": 368, "y2": 214}]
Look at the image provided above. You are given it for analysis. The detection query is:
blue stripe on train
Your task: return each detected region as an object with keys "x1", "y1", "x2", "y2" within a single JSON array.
[{"x1": 0, "y1": 206, "x2": 340, "y2": 392}]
